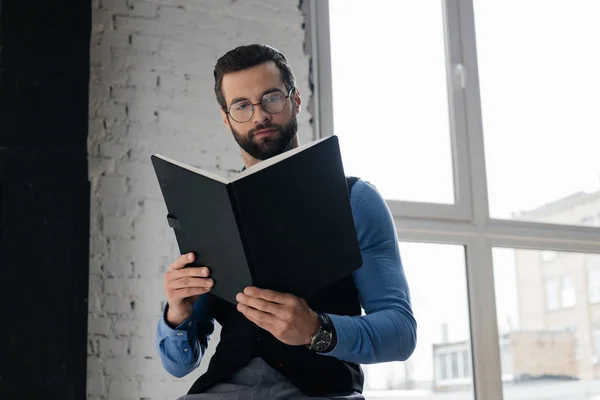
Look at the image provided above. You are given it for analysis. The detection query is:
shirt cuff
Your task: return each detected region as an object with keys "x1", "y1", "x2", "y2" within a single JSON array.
[
  {"x1": 158, "y1": 303, "x2": 196, "y2": 340},
  {"x1": 319, "y1": 313, "x2": 354, "y2": 358}
]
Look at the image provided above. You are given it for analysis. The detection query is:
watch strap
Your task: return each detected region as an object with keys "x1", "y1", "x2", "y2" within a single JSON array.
[
  {"x1": 307, "y1": 312, "x2": 337, "y2": 353},
  {"x1": 319, "y1": 313, "x2": 337, "y2": 353}
]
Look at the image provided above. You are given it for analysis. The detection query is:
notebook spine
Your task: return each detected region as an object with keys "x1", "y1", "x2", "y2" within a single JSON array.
[{"x1": 226, "y1": 183, "x2": 257, "y2": 283}]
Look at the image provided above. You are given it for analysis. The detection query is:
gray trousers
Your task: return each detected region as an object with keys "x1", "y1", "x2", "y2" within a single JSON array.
[{"x1": 176, "y1": 357, "x2": 365, "y2": 400}]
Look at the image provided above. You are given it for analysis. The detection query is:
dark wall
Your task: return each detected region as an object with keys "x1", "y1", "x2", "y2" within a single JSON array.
[{"x1": 0, "y1": 0, "x2": 91, "y2": 399}]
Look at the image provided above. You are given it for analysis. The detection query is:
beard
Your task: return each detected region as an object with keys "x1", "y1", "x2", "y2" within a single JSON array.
[{"x1": 231, "y1": 115, "x2": 298, "y2": 161}]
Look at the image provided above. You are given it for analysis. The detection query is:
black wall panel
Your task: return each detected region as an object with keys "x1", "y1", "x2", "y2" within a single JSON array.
[{"x1": 0, "y1": 0, "x2": 91, "y2": 399}]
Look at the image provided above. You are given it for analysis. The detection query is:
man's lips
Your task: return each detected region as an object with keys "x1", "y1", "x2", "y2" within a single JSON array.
[{"x1": 254, "y1": 129, "x2": 278, "y2": 137}]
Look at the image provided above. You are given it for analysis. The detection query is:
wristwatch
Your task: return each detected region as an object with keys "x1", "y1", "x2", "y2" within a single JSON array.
[{"x1": 307, "y1": 312, "x2": 336, "y2": 353}]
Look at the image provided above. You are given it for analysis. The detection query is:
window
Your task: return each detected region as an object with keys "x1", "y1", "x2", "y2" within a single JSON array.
[
  {"x1": 494, "y1": 248, "x2": 600, "y2": 392},
  {"x1": 545, "y1": 278, "x2": 560, "y2": 311},
  {"x1": 561, "y1": 276, "x2": 576, "y2": 308},
  {"x1": 360, "y1": 242, "x2": 471, "y2": 392},
  {"x1": 463, "y1": 350, "x2": 471, "y2": 378},
  {"x1": 544, "y1": 275, "x2": 576, "y2": 310},
  {"x1": 541, "y1": 250, "x2": 558, "y2": 263},
  {"x1": 317, "y1": 1, "x2": 600, "y2": 399},
  {"x1": 451, "y1": 352, "x2": 459, "y2": 379},
  {"x1": 438, "y1": 353, "x2": 448, "y2": 380},
  {"x1": 397, "y1": 243, "x2": 471, "y2": 388},
  {"x1": 328, "y1": 0, "x2": 454, "y2": 204},
  {"x1": 436, "y1": 350, "x2": 473, "y2": 381},
  {"x1": 475, "y1": 0, "x2": 600, "y2": 226}
]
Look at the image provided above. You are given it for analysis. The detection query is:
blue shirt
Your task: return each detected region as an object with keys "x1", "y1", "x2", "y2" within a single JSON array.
[{"x1": 156, "y1": 179, "x2": 417, "y2": 377}]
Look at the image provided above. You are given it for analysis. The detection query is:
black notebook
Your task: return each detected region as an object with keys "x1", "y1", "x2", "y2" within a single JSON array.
[{"x1": 151, "y1": 135, "x2": 363, "y2": 305}]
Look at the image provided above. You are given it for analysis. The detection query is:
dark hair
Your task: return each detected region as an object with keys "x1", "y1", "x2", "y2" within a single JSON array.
[{"x1": 214, "y1": 44, "x2": 296, "y2": 111}]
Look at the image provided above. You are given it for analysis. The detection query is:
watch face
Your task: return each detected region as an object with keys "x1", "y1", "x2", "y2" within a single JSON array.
[{"x1": 312, "y1": 330, "x2": 332, "y2": 352}]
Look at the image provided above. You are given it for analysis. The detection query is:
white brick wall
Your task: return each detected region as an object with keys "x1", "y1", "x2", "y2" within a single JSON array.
[{"x1": 88, "y1": 1, "x2": 312, "y2": 398}]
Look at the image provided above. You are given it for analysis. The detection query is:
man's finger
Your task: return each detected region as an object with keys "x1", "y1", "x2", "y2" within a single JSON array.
[
  {"x1": 244, "y1": 287, "x2": 293, "y2": 305},
  {"x1": 168, "y1": 277, "x2": 214, "y2": 291},
  {"x1": 173, "y1": 286, "x2": 211, "y2": 298},
  {"x1": 170, "y1": 266, "x2": 210, "y2": 280},
  {"x1": 238, "y1": 303, "x2": 276, "y2": 331},
  {"x1": 236, "y1": 293, "x2": 288, "y2": 319},
  {"x1": 169, "y1": 252, "x2": 195, "y2": 270}
]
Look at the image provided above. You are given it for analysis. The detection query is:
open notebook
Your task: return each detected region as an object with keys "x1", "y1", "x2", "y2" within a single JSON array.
[{"x1": 151, "y1": 135, "x2": 363, "y2": 304}]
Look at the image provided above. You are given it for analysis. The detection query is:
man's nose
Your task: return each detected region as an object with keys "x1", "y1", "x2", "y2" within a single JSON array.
[{"x1": 252, "y1": 104, "x2": 271, "y2": 126}]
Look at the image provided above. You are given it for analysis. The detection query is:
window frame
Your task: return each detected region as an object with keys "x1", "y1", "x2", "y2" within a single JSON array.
[{"x1": 308, "y1": 1, "x2": 600, "y2": 399}]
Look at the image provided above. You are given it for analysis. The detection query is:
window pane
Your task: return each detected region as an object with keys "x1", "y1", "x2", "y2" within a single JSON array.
[
  {"x1": 438, "y1": 354, "x2": 448, "y2": 381},
  {"x1": 542, "y1": 251, "x2": 558, "y2": 263},
  {"x1": 463, "y1": 350, "x2": 470, "y2": 378},
  {"x1": 328, "y1": 0, "x2": 454, "y2": 204},
  {"x1": 474, "y1": 1, "x2": 600, "y2": 225},
  {"x1": 561, "y1": 276, "x2": 577, "y2": 308},
  {"x1": 493, "y1": 248, "x2": 600, "y2": 400},
  {"x1": 545, "y1": 278, "x2": 560, "y2": 311},
  {"x1": 362, "y1": 243, "x2": 473, "y2": 398},
  {"x1": 450, "y1": 352, "x2": 459, "y2": 379}
]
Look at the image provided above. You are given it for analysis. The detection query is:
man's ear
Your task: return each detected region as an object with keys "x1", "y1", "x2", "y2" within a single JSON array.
[
  {"x1": 220, "y1": 108, "x2": 230, "y2": 129},
  {"x1": 293, "y1": 88, "x2": 301, "y2": 114}
]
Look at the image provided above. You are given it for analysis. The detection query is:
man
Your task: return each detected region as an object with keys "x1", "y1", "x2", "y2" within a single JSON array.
[{"x1": 156, "y1": 44, "x2": 417, "y2": 399}]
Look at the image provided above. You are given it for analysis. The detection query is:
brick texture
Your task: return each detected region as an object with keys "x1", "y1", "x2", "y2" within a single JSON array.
[
  {"x1": 88, "y1": 1, "x2": 312, "y2": 398},
  {"x1": 510, "y1": 331, "x2": 578, "y2": 379}
]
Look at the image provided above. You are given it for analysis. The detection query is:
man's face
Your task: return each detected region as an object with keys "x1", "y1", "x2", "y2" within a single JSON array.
[{"x1": 220, "y1": 61, "x2": 301, "y2": 161}]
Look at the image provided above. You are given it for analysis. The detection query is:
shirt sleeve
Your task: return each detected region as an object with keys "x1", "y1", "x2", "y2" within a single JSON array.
[
  {"x1": 322, "y1": 180, "x2": 417, "y2": 364},
  {"x1": 155, "y1": 293, "x2": 215, "y2": 377}
]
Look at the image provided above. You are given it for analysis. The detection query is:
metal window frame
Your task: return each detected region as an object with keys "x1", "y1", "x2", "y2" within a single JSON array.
[
  {"x1": 309, "y1": 1, "x2": 600, "y2": 399},
  {"x1": 310, "y1": 0, "x2": 473, "y2": 222}
]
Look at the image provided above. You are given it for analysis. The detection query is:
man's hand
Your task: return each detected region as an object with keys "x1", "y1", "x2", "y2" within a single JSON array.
[
  {"x1": 236, "y1": 287, "x2": 320, "y2": 346},
  {"x1": 164, "y1": 252, "x2": 214, "y2": 327}
]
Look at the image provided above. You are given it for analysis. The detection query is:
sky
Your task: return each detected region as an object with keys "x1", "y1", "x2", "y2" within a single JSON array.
[{"x1": 328, "y1": 0, "x2": 600, "y2": 390}]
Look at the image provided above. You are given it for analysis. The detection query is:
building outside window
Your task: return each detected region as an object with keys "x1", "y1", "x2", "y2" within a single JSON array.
[
  {"x1": 435, "y1": 348, "x2": 473, "y2": 382},
  {"x1": 581, "y1": 216, "x2": 596, "y2": 226},
  {"x1": 561, "y1": 276, "x2": 577, "y2": 308},
  {"x1": 545, "y1": 277, "x2": 561, "y2": 311},
  {"x1": 589, "y1": 259, "x2": 600, "y2": 303},
  {"x1": 545, "y1": 275, "x2": 576, "y2": 310},
  {"x1": 542, "y1": 250, "x2": 559, "y2": 263}
]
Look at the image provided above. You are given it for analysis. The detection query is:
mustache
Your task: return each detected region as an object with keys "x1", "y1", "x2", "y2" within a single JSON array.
[{"x1": 249, "y1": 124, "x2": 280, "y2": 137}]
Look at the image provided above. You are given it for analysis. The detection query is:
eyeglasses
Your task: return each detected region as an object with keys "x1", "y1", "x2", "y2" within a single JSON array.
[{"x1": 226, "y1": 88, "x2": 294, "y2": 123}]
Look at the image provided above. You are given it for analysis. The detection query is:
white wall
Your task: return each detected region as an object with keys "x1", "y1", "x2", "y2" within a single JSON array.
[{"x1": 88, "y1": 1, "x2": 312, "y2": 398}]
